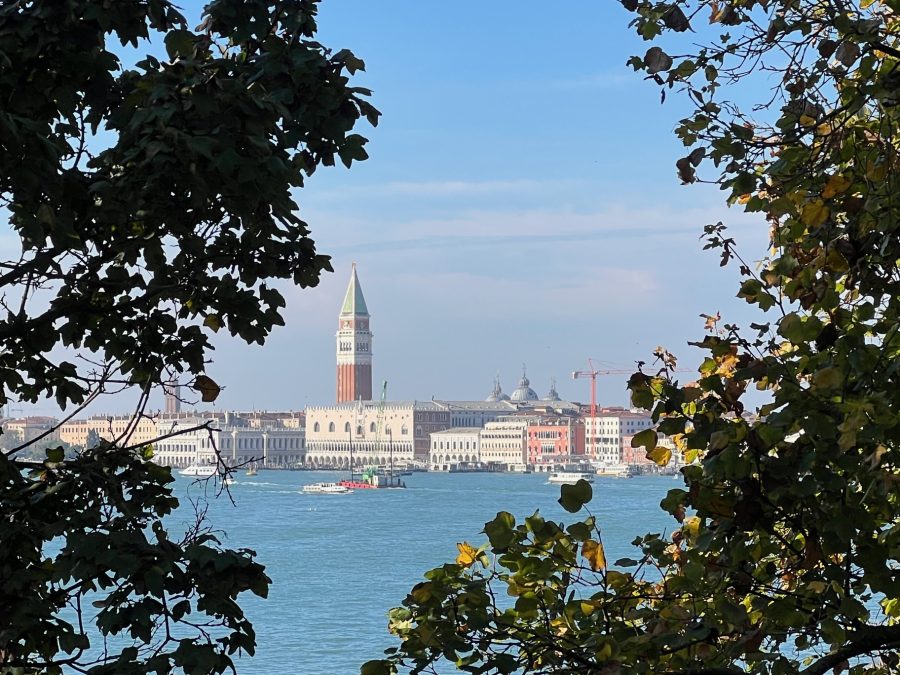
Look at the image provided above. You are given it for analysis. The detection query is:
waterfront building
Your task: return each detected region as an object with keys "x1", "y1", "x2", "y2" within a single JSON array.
[
  {"x1": 526, "y1": 416, "x2": 585, "y2": 471},
  {"x1": 428, "y1": 427, "x2": 482, "y2": 471},
  {"x1": 305, "y1": 400, "x2": 449, "y2": 468},
  {"x1": 153, "y1": 414, "x2": 305, "y2": 469},
  {"x1": 59, "y1": 414, "x2": 158, "y2": 448},
  {"x1": 2, "y1": 416, "x2": 60, "y2": 448},
  {"x1": 336, "y1": 263, "x2": 373, "y2": 403},
  {"x1": 59, "y1": 410, "x2": 305, "y2": 455},
  {"x1": 479, "y1": 419, "x2": 528, "y2": 471},
  {"x1": 584, "y1": 407, "x2": 653, "y2": 464},
  {"x1": 431, "y1": 400, "x2": 518, "y2": 428}
]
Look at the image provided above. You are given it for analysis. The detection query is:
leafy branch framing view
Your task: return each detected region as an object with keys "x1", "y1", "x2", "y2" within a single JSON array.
[{"x1": 0, "y1": 0, "x2": 376, "y2": 672}]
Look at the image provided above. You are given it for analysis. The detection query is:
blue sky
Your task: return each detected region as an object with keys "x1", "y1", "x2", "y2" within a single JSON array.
[
  {"x1": 203, "y1": 0, "x2": 769, "y2": 411},
  {"x1": 22, "y1": 1, "x2": 773, "y2": 415}
]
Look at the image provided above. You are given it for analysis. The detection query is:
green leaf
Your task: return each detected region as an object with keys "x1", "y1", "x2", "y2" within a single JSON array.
[
  {"x1": 644, "y1": 46, "x2": 673, "y2": 74},
  {"x1": 484, "y1": 511, "x2": 516, "y2": 549},
  {"x1": 45, "y1": 446, "x2": 64, "y2": 463},
  {"x1": 558, "y1": 479, "x2": 592, "y2": 513},
  {"x1": 164, "y1": 29, "x2": 195, "y2": 60},
  {"x1": 360, "y1": 660, "x2": 395, "y2": 675},
  {"x1": 631, "y1": 428, "x2": 658, "y2": 451}
]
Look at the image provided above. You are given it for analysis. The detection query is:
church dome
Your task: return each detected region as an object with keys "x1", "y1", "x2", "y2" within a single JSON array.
[
  {"x1": 486, "y1": 375, "x2": 510, "y2": 402},
  {"x1": 510, "y1": 369, "x2": 538, "y2": 402},
  {"x1": 545, "y1": 378, "x2": 561, "y2": 401}
]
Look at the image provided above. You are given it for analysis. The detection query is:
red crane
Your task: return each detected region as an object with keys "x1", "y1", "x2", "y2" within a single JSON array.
[{"x1": 571, "y1": 359, "x2": 633, "y2": 419}]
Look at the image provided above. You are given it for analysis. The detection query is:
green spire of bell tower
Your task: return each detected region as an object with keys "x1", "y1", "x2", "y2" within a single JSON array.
[{"x1": 340, "y1": 262, "x2": 369, "y2": 316}]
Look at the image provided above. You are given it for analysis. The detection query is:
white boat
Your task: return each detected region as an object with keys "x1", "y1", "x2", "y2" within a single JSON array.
[
  {"x1": 595, "y1": 464, "x2": 637, "y2": 478},
  {"x1": 179, "y1": 464, "x2": 217, "y2": 477},
  {"x1": 302, "y1": 482, "x2": 353, "y2": 495},
  {"x1": 548, "y1": 471, "x2": 594, "y2": 484}
]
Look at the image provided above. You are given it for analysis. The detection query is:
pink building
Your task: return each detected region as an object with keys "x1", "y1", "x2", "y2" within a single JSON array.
[{"x1": 526, "y1": 417, "x2": 585, "y2": 468}]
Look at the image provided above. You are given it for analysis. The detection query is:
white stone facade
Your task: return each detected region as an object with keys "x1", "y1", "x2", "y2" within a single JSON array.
[
  {"x1": 153, "y1": 417, "x2": 305, "y2": 469},
  {"x1": 584, "y1": 408, "x2": 653, "y2": 464},
  {"x1": 479, "y1": 420, "x2": 528, "y2": 470},
  {"x1": 429, "y1": 428, "x2": 482, "y2": 471},
  {"x1": 305, "y1": 401, "x2": 449, "y2": 468}
]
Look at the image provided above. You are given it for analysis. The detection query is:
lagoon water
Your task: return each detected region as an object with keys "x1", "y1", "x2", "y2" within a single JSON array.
[{"x1": 176, "y1": 471, "x2": 679, "y2": 674}]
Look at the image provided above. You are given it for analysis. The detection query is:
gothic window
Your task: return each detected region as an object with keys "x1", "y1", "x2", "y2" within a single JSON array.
[
  {"x1": 344, "y1": 422, "x2": 351, "y2": 433},
  {"x1": 369, "y1": 422, "x2": 376, "y2": 433},
  {"x1": 356, "y1": 425, "x2": 363, "y2": 436},
  {"x1": 328, "y1": 422, "x2": 335, "y2": 433},
  {"x1": 314, "y1": 422, "x2": 320, "y2": 432},
  {"x1": 401, "y1": 425, "x2": 408, "y2": 436}
]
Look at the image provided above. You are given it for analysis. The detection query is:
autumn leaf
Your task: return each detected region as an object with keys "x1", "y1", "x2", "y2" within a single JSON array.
[
  {"x1": 801, "y1": 200, "x2": 829, "y2": 227},
  {"x1": 822, "y1": 174, "x2": 851, "y2": 199},
  {"x1": 647, "y1": 446, "x2": 672, "y2": 467},
  {"x1": 455, "y1": 542, "x2": 478, "y2": 568},
  {"x1": 203, "y1": 314, "x2": 223, "y2": 332},
  {"x1": 192, "y1": 375, "x2": 221, "y2": 402},
  {"x1": 582, "y1": 539, "x2": 607, "y2": 571}
]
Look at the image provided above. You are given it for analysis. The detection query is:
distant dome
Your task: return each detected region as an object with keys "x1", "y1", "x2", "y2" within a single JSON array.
[
  {"x1": 545, "y1": 378, "x2": 561, "y2": 401},
  {"x1": 486, "y1": 375, "x2": 510, "y2": 402},
  {"x1": 510, "y1": 368, "x2": 539, "y2": 402}
]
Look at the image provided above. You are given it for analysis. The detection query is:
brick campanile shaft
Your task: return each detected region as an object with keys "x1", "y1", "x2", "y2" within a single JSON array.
[{"x1": 335, "y1": 262, "x2": 373, "y2": 403}]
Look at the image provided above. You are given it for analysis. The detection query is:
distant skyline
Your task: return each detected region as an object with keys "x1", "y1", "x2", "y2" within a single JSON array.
[{"x1": 13, "y1": 1, "x2": 770, "y2": 417}]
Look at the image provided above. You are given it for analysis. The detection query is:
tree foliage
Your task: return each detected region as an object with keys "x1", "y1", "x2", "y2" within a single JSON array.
[
  {"x1": 0, "y1": 0, "x2": 375, "y2": 672},
  {"x1": 365, "y1": 1, "x2": 900, "y2": 673}
]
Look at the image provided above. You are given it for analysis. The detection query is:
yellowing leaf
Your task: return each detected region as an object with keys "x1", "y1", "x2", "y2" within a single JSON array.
[
  {"x1": 801, "y1": 200, "x2": 829, "y2": 227},
  {"x1": 582, "y1": 539, "x2": 607, "y2": 571},
  {"x1": 737, "y1": 193, "x2": 751, "y2": 204},
  {"x1": 799, "y1": 114, "x2": 817, "y2": 126},
  {"x1": 192, "y1": 374, "x2": 221, "y2": 403},
  {"x1": 716, "y1": 352, "x2": 739, "y2": 376},
  {"x1": 683, "y1": 516, "x2": 701, "y2": 541},
  {"x1": 455, "y1": 541, "x2": 478, "y2": 568},
  {"x1": 203, "y1": 314, "x2": 223, "y2": 332},
  {"x1": 647, "y1": 446, "x2": 672, "y2": 467},
  {"x1": 822, "y1": 174, "x2": 851, "y2": 199}
]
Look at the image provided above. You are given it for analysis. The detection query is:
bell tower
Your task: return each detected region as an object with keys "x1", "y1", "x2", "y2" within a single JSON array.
[{"x1": 336, "y1": 263, "x2": 373, "y2": 402}]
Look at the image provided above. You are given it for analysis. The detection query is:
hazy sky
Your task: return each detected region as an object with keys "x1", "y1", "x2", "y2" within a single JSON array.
[{"x1": 22, "y1": 2, "x2": 773, "y2": 416}]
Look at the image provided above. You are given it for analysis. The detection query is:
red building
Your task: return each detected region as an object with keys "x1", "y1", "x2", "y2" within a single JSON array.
[{"x1": 526, "y1": 417, "x2": 585, "y2": 467}]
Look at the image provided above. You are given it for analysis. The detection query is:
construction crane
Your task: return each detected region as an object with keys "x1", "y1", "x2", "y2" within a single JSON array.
[
  {"x1": 572, "y1": 359, "x2": 633, "y2": 420},
  {"x1": 572, "y1": 359, "x2": 693, "y2": 419},
  {"x1": 375, "y1": 380, "x2": 388, "y2": 461}
]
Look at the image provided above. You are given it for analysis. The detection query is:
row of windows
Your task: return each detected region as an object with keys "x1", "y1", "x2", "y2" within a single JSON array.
[
  {"x1": 530, "y1": 431, "x2": 565, "y2": 439},
  {"x1": 313, "y1": 421, "x2": 410, "y2": 435},
  {"x1": 433, "y1": 440, "x2": 477, "y2": 451},
  {"x1": 338, "y1": 342, "x2": 370, "y2": 351}
]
